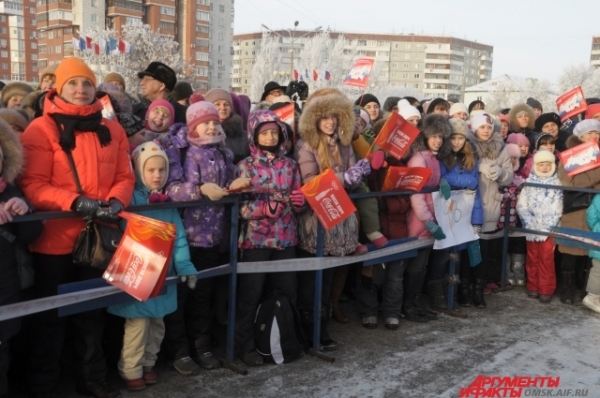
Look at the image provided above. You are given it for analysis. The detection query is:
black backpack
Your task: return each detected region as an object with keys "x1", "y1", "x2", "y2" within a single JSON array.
[{"x1": 254, "y1": 291, "x2": 307, "y2": 364}]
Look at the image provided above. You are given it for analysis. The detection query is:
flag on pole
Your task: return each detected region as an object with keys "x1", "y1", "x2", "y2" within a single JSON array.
[
  {"x1": 109, "y1": 38, "x2": 118, "y2": 55},
  {"x1": 299, "y1": 74, "x2": 304, "y2": 82},
  {"x1": 293, "y1": 69, "x2": 299, "y2": 80},
  {"x1": 312, "y1": 69, "x2": 319, "y2": 81},
  {"x1": 324, "y1": 70, "x2": 331, "y2": 81},
  {"x1": 304, "y1": 69, "x2": 309, "y2": 78},
  {"x1": 118, "y1": 39, "x2": 131, "y2": 54},
  {"x1": 85, "y1": 36, "x2": 93, "y2": 49},
  {"x1": 72, "y1": 37, "x2": 80, "y2": 51},
  {"x1": 79, "y1": 37, "x2": 86, "y2": 52}
]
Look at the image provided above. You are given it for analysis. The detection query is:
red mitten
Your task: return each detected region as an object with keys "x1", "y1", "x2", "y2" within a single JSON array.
[{"x1": 370, "y1": 150, "x2": 386, "y2": 170}]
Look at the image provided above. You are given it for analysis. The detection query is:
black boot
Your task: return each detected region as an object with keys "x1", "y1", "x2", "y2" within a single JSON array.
[
  {"x1": 472, "y1": 278, "x2": 486, "y2": 308},
  {"x1": 414, "y1": 270, "x2": 437, "y2": 320},
  {"x1": 300, "y1": 309, "x2": 314, "y2": 346},
  {"x1": 560, "y1": 271, "x2": 575, "y2": 305},
  {"x1": 193, "y1": 336, "x2": 221, "y2": 370},
  {"x1": 402, "y1": 272, "x2": 429, "y2": 323},
  {"x1": 319, "y1": 305, "x2": 338, "y2": 351},
  {"x1": 428, "y1": 279, "x2": 446, "y2": 310},
  {"x1": 458, "y1": 279, "x2": 473, "y2": 307}
]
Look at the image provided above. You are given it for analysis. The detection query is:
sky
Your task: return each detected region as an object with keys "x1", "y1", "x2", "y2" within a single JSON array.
[{"x1": 234, "y1": 0, "x2": 600, "y2": 83}]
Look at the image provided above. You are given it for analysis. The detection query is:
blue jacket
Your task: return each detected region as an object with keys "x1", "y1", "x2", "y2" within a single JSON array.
[
  {"x1": 107, "y1": 179, "x2": 197, "y2": 319},
  {"x1": 587, "y1": 194, "x2": 600, "y2": 261},
  {"x1": 439, "y1": 158, "x2": 484, "y2": 226}
]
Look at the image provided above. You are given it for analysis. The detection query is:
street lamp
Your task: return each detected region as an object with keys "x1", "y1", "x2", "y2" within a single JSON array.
[{"x1": 262, "y1": 22, "x2": 322, "y2": 78}]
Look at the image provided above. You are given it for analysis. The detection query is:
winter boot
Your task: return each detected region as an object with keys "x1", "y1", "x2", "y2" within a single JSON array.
[
  {"x1": 472, "y1": 278, "x2": 487, "y2": 308},
  {"x1": 560, "y1": 271, "x2": 576, "y2": 305},
  {"x1": 511, "y1": 253, "x2": 526, "y2": 286},
  {"x1": 582, "y1": 293, "x2": 600, "y2": 314},
  {"x1": 428, "y1": 279, "x2": 447, "y2": 311},
  {"x1": 330, "y1": 265, "x2": 349, "y2": 323},
  {"x1": 402, "y1": 272, "x2": 429, "y2": 323},
  {"x1": 414, "y1": 270, "x2": 437, "y2": 320},
  {"x1": 194, "y1": 336, "x2": 221, "y2": 370},
  {"x1": 300, "y1": 309, "x2": 314, "y2": 347},
  {"x1": 458, "y1": 279, "x2": 473, "y2": 307},
  {"x1": 319, "y1": 305, "x2": 338, "y2": 351}
]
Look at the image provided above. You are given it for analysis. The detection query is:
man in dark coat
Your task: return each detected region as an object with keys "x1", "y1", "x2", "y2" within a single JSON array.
[{"x1": 132, "y1": 62, "x2": 187, "y2": 124}]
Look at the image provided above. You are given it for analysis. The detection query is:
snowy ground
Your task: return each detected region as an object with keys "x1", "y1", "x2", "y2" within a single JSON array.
[{"x1": 10, "y1": 287, "x2": 600, "y2": 398}]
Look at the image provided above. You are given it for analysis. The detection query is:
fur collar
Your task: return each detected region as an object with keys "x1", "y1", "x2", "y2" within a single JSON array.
[
  {"x1": 298, "y1": 93, "x2": 354, "y2": 149},
  {"x1": 508, "y1": 103, "x2": 535, "y2": 132},
  {"x1": 565, "y1": 134, "x2": 582, "y2": 149},
  {"x1": 468, "y1": 131, "x2": 505, "y2": 160}
]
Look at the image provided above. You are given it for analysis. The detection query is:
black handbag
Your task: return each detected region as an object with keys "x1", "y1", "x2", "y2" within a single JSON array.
[
  {"x1": 66, "y1": 151, "x2": 123, "y2": 270},
  {"x1": 562, "y1": 190, "x2": 594, "y2": 214}
]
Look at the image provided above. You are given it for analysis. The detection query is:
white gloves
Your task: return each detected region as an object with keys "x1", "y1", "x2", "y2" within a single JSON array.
[
  {"x1": 181, "y1": 275, "x2": 197, "y2": 289},
  {"x1": 480, "y1": 163, "x2": 501, "y2": 181},
  {"x1": 472, "y1": 225, "x2": 482, "y2": 235}
]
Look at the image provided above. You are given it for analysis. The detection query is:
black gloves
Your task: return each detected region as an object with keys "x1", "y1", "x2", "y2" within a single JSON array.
[
  {"x1": 72, "y1": 196, "x2": 101, "y2": 216},
  {"x1": 96, "y1": 199, "x2": 124, "y2": 224}
]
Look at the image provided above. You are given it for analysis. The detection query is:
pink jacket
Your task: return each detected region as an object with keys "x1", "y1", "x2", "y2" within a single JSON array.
[{"x1": 407, "y1": 150, "x2": 441, "y2": 238}]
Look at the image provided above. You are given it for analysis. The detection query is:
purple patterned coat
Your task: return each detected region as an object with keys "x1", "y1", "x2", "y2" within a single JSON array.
[
  {"x1": 235, "y1": 111, "x2": 303, "y2": 250},
  {"x1": 165, "y1": 123, "x2": 235, "y2": 247}
]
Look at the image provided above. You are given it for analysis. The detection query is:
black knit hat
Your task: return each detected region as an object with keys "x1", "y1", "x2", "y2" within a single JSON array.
[
  {"x1": 172, "y1": 81, "x2": 194, "y2": 102},
  {"x1": 426, "y1": 98, "x2": 449, "y2": 114},
  {"x1": 117, "y1": 113, "x2": 145, "y2": 137},
  {"x1": 354, "y1": 93, "x2": 380, "y2": 108},
  {"x1": 534, "y1": 112, "x2": 562, "y2": 132},
  {"x1": 137, "y1": 62, "x2": 177, "y2": 92},
  {"x1": 468, "y1": 100, "x2": 485, "y2": 114},
  {"x1": 383, "y1": 96, "x2": 400, "y2": 112},
  {"x1": 526, "y1": 97, "x2": 543, "y2": 111}
]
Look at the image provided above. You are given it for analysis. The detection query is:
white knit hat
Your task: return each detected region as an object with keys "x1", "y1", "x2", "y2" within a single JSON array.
[
  {"x1": 449, "y1": 102, "x2": 468, "y2": 117},
  {"x1": 533, "y1": 149, "x2": 556, "y2": 177},
  {"x1": 397, "y1": 99, "x2": 421, "y2": 121},
  {"x1": 470, "y1": 113, "x2": 494, "y2": 133},
  {"x1": 131, "y1": 141, "x2": 170, "y2": 190},
  {"x1": 573, "y1": 119, "x2": 600, "y2": 139}
]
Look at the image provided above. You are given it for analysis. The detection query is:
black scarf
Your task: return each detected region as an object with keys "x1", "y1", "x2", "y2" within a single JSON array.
[{"x1": 53, "y1": 111, "x2": 112, "y2": 152}]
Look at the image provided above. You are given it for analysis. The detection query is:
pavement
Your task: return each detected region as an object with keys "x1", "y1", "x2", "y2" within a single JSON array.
[{"x1": 9, "y1": 286, "x2": 600, "y2": 398}]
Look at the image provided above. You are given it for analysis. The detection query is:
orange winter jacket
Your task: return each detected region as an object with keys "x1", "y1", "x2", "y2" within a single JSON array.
[{"x1": 19, "y1": 91, "x2": 135, "y2": 255}]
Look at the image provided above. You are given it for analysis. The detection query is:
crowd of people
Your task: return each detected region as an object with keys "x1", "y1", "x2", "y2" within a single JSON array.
[{"x1": 1, "y1": 56, "x2": 600, "y2": 398}]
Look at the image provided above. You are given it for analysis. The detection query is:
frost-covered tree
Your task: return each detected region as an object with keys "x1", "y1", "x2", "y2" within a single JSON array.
[
  {"x1": 483, "y1": 77, "x2": 555, "y2": 115},
  {"x1": 557, "y1": 64, "x2": 600, "y2": 99},
  {"x1": 79, "y1": 25, "x2": 195, "y2": 98},
  {"x1": 250, "y1": 34, "x2": 287, "y2": 101}
]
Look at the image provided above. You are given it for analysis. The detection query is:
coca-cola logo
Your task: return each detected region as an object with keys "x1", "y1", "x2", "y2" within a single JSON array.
[
  {"x1": 322, "y1": 197, "x2": 341, "y2": 219},
  {"x1": 331, "y1": 181, "x2": 340, "y2": 190}
]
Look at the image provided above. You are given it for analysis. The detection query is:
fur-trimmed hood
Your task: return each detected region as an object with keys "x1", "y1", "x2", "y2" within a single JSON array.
[
  {"x1": 409, "y1": 113, "x2": 452, "y2": 159},
  {"x1": 565, "y1": 134, "x2": 583, "y2": 150},
  {"x1": 298, "y1": 92, "x2": 354, "y2": 149},
  {"x1": 508, "y1": 103, "x2": 535, "y2": 132},
  {"x1": 246, "y1": 110, "x2": 289, "y2": 158},
  {"x1": 0, "y1": 118, "x2": 22, "y2": 183},
  {"x1": 467, "y1": 129, "x2": 506, "y2": 160}
]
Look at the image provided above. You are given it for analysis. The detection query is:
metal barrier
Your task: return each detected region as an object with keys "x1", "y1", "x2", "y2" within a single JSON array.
[{"x1": 7, "y1": 181, "x2": 592, "y2": 373}]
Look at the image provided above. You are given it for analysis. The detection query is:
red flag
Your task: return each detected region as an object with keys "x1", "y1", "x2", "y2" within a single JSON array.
[
  {"x1": 85, "y1": 36, "x2": 93, "y2": 49},
  {"x1": 556, "y1": 86, "x2": 587, "y2": 122},
  {"x1": 293, "y1": 69, "x2": 299, "y2": 80},
  {"x1": 312, "y1": 69, "x2": 319, "y2": 81},
  {"x1": 381, "y1": 167, "x2": 432, "y2": 192},
  {"x1": 343, "y1": 58, "x2": 375, "y2": 88},
  {"x1": 94, "y1": 43, "x2": 100, "y2": 55},
  {"x1": 372, "y1": 112, "x2": 420, "y2": 160}
]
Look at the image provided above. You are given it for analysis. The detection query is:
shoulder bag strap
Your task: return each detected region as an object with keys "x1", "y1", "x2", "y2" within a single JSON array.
[{"x1": 65, "y1": 151, "x2": 83, "y2": 195}]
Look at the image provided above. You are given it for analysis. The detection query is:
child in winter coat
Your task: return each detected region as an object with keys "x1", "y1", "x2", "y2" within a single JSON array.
[
  {"x1": 234, "y1": 110, "x2": 304, "y2": 366},
  {"x1": 516, "y1": 150, "x2": 563, "y2": 303},
  {"x1": 467, "y1": 113, "x2": 514, "y2": 307},
  {"x1": 0, "y1": 120, "x2": 43, "y2": 398},
  {"x1": 584, "y1": 192, "x2": 600, "y2": 313},
  {"x1": 439, "y1": 118, "x2": 484, "y2": 309},
  {"x1": 107, "y1": 142, "x2": 198, "y2": 391},
  {"x1": 145, "y1": 99, "x2": 174, "y2": 144},
  {"x1": 506, "y1": 133, "x2": 530, "y2": 179},
  {"x1": 404, "y1": 114, "x2": 452, "y2": 322},
  {"x1": 522, "y1": 133, "x2": 560, "y2": 178},
  {"x1": 163, "y1": 101, "x2": 249, "y2": 373}
]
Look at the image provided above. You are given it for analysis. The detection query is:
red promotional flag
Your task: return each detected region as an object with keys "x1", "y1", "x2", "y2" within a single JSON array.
[
  {"x1": 556, "y1": 86, "x2": 588, "y2": 122},
  {"x1": 93, "y1": 43, "x2": 100, "y2": 55},
  {"x1": 313, "y1": 69, "x2": 319, "y2": 81},
  {"x1": 343, "y1": 58, "x2": 375, "y2": 88},
  {"x1": 559, "y1": 141, "x2": 600, "y2": 177},
  {"x1": 300, "y1": 169, "x2": 357, "y2": 231},
  {"x1": 271, "y1": 103, "x2": 295, "y2": 142},
  {"x1": 293, "y1": 69, "x2": 299, "y2": 80},
  {"x1": 103, "y1": 212, "x2": 176, "y2": 301},
  {"x1": 85, "y1": 36, "x2": 93, "y2": 49},
  {"x1": 372, "y1": 112, "x2": 420, "y2": 160},
  {"x1": 381, "y1": 167, "x2": 432, "y2": 192}
]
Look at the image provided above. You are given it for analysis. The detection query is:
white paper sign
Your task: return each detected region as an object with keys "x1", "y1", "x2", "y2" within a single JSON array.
[{"x1": 432, "y1": 190, "x2": 479, "y2": 250}]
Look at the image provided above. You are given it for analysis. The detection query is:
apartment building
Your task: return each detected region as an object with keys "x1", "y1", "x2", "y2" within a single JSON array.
[
  {"x1": 232, "y1": 31, "x2": 493, "y2": 101},
  {"x1": 591, "y1": 36, "x2": 600, "y2": 68},
  {"x1": 36, "y1": 0, "x2": 233, "y2": 91},
  {"x1": 0, "y1": 0, "x2": 38, "y2": 82}
]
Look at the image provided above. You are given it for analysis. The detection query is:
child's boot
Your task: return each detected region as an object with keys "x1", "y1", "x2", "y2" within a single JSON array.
[
  {"x1": 473, "y1": 279, "x2": 487, "y2": 308},
  {"x1": 511, "y1": 253, "x2": 526, "y2": 286},
  {"x1": 582, "y1": 293, "x2": 600, "y2": 314},
  {"x1": 560, "y1": 271, "x2": 575, "y2": 305}
]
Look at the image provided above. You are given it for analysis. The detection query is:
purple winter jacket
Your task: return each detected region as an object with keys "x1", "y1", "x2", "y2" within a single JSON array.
[{"x1": 165, "y1": 123, "x2": 235, "y2": 247}]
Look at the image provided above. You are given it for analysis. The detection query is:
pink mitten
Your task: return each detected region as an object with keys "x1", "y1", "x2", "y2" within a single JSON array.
[
  {"x1": 290, "y1": 189, "x2": 305, "y2": 207},
  {"x1": 370, "y1": 150, "x2": 386, "y2": 170}
]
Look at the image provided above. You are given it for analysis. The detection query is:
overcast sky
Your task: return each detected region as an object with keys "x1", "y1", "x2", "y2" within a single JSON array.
[{"x1": 234, "y1": 0, "x2": 599, "y2": 83}]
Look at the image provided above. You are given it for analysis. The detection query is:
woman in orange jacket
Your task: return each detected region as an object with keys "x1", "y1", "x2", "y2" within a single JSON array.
[{"x1": 19, "y1": 57, "x2": 134, "y2": 398}]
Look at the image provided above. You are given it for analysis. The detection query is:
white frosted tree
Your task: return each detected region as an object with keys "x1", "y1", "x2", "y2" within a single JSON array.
[
  {"x1": 483, "y1": 78, "x2": 555, "y2": 115},
  {"x1": 557, "y1": 64, "x2": 600, "y2": 99},
  {"x1": 79, "y1": 24, "x2": 195, "y2": 98},
  {"x1": 250, "y1": 34, "x2": 287, "y2": 101}
]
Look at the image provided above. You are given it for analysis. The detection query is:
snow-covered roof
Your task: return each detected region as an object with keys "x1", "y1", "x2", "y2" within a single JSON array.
[{"x1": 465, "y1": 74, "x2": 532, "y2": 93}]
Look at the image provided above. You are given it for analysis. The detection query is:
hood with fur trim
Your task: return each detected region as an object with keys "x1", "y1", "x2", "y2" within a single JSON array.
[
  {"x1": 0, "y1": 118, "x2": 23, "y2": 183},
  {"x1": 247, "y1": 110, "x2": 289, "y2": 158},
  {"x1": 409, "y1": 113, "x2": 452, "y2": 159},
  {"x1": 508, "y1": 103, "x2": 535, "y2": 132},
  {"x1": 298, "y1": 92, "x2": 354, "y2": 149},
  {"x1": 565, "y1": 134, "x2": 583, "y2": 150},
  {"x1": 467, "y1": 129, "x2": 506, "y2": 160}
]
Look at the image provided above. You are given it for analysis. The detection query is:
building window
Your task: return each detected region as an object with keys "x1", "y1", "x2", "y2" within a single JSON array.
[
  {"x1": 160, "y1": 22, "x2": 175, "y2": 30},
  {"x1": 161, "y1": 6, "x2": 175, "y2": 15},
  {"x1": 31, "y1": 54, "x2": 37, "y2": 60},
  {"x1": 218, "y1": 32, "x2": 224, "y2": 40},
  {"x1": 414, "y1": 63, "x2": 420, "y2": 69},
  {"x1": 403, "y1": 63, "x2": 409, "y2": 69},
  {"x1": 91, "y1": 0, "x2": 97, "y2": 6},
  {"x1": 402, "y1": 73, "x2": 408, "y2": 78},
  {"x1": 55, "y1": 45, "x2": 61, "y2": 53},
  {"x1": 405, "y1": 44, "x2": 410, "y2": 49},
  {"x1": 416, "y1": 54, "x2": 421, "y2": 59},
  {"x1": 414, "y1": 73, "x2": 420, "y2": 79},
  {"x1": 0, "y1": 40, "x2": 6, "y2": 47},
  {"x1": 126, "y1": 17, "x2": 142, "y2": 26},
  {"x1": 196, "y1": 11, "x2": 209, "y2": 21},
  {"x1": 357, "y1": 40, "x2": 366, "y2": 46},
  {"x1": 1, "y1": 63, "x2": 6, "y2": 69},
  {"x1": 195, "y1": 52, "x2": 208, "y2": 61},
  {"x1": 91, "y1": 14, "x2": 97, "y2": 22},
  {"x1": 404, "y1": 53, "x2": 410, "y2": 59},
  {"x1": 219, "y1": 4, "x2": 225, "y2": 11},
  {"x1": 393, "y1": 53, "x2": 398, "y2": 58}
]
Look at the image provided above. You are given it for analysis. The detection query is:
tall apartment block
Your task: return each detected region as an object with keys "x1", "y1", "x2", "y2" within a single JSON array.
[
  {"x1": 0, "y1": 0, "x2": 39, "y2": 82},
  {"x1": 591, "y1": 36, "x2": 600, "y2": 68},
  {"x1": 232, "y1": 31, "x2": 493, "y2": 101},
  {"x1": 35, "y1": 0, "x2": 233, "y2": 90}
]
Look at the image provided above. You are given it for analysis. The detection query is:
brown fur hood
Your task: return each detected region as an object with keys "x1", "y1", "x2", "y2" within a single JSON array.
[
  {"x1": 0, "y1": 118, "x2": 23, "y2": 183},
  {"x1": 508, "y1": 103, "x2": 535, "y2": 132},
  {"x1": 408, "y1": 114, "x2": 452, "y2": 159},
  {"x1": 298, "y1": 92, "x2": 354, "y2": 148},
  {"x1": 467, "y1": 129, "x2": 505, "y2": 160},
  {"x1": 565, "y1": 134, "x2": 583, "y2": 150}
]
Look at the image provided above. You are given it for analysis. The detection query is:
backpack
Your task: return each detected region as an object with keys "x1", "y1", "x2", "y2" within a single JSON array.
[{"x1": 254, "y1": 291, "x2": 306, "y2": 364}]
